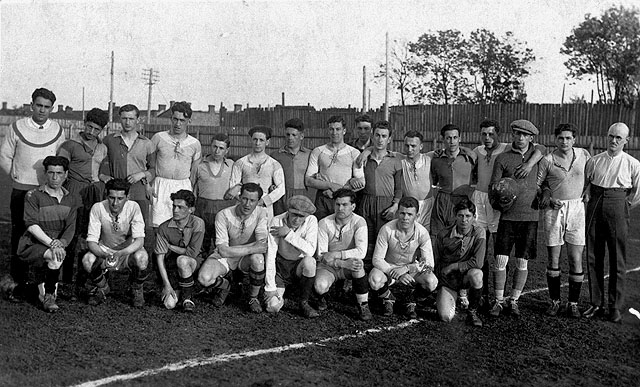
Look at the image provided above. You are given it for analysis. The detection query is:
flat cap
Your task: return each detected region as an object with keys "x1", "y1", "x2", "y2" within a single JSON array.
[
  {"x1": 510, "y1": 119, "x2": 539, "y2": 135},
  {"x1": 287, "y1": 195, "x2": 316, "y2": 217}
]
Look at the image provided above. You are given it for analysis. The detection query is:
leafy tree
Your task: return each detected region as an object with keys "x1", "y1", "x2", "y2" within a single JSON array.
[
  {"x1": 375, "y1": 39, "x2": 417, "y2": 106},
  {"x1": 561, "y1": 5, "x2": 640, "y2": 105},
  {"x1": 408, "y1": 30, "x2": 471, "y2": 104},
  {"x1": 466, "y1": 29, "x2": 535, "y2": 103}
]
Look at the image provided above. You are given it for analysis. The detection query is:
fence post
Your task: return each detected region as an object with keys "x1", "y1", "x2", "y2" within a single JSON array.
[{"x1": 589, "y1": 140, "x2": 594, "y2": 156}]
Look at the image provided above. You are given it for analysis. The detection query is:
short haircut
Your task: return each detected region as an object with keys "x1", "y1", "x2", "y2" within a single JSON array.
[
  {"x1": 249, "y1": 125, "x2": 272, "y2": 140},
  {"x1": 284, "y1": 118, "x2": 304, "y2": 131},
  {"x1": 211, "y1": 133, "x2": 230, "y2": 148},
  {"x1": 440, "y1": 123, "x2": 460, "y2": 137},
  {"x1": 404, "y1": 130, "x2": 424, "y2": 142},
  {"x1": 86, "y1": 108, "x2": 109, "y2": 128},
  {"x1": 32, "y1": 88, "x2": 56, "y2": 104},
  {"x1": 170, "y1": 189, "x2": 196, "y2": 208},
  {"x1": 554, "y1": 123, "x2": 578, "y2": 137},
  {"x1": 119, "y1": 104, "x2": 140, "y2": 117},
  {"x1": 355, "y1": 114, "x2": 372, "y2": 125},
  {"x1": 327, "y1": 115, "x2": 345, "y2": 127},
  {"x1": 480, "y1": 119, "x2": 501, "y2": 133},
  {"x1": 171, "y1": 101, "x2": 192, "y2": 119},
  {"x1": 43, "y1": 155, "x2": 69, "y2": 171},
  {"x1": 454, "y1": 198, "x2": 476, "y2": 216},
  {"x1": 373, "y1": 120, "x2": 392, "y2": 136},
  {"x1": 240, "y1": 182, "x2": 264, "y2": 198},
  {"x1": 333, "y1": 188, "x2": 357, "y2": 204},
  {"x1": 398, "y1": 196, "x2": 419, "y2": 212},
  {"x1": 105, "y1": 178, "x2": 131, "y2": 196}
]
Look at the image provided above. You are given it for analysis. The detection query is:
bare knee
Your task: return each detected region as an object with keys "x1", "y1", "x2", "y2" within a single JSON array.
[
  {"x1": 368, "y1": 270, "x2": 386, "y2": 291},
  {"x1": 82, "y1": 252, "x2": 97, "y2": 272},
  {"x1": 314, "y1": 274, "x2": 332, "y2": 295},
  {"x1": 249, "y1": 254, "x2": 264, "y2": 271},
  {"x1": 300, "y1": 256, "x2": 316, "y2": 277},
  {"x1": 133, "y1": 250, "x2": 148, "y2": 269}
]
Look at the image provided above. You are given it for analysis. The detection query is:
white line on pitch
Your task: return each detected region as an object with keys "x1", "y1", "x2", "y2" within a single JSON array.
[{"x1": 70, "y1": 320, "x2": 421, "y2": 387}]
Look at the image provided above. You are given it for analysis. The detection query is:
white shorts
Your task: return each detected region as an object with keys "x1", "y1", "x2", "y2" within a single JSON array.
[
  {"x1": 210, "y1": 253, "x2": 250, "y2": 273},
  {"x1": 472, "y1": 190, "x2": 501, "y2": 233},
  {"x1": 417, "y1": 197, "x2": 435, "y2": 232},
  {"x1": 543, "y1": 198, "x2": 586, "y2": 246},
  {"x1": 151, "y1": 177, "x2": 192, "y2": 227}
]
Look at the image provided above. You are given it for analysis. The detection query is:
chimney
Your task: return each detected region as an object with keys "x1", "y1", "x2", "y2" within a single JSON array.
[
  {"x1": 169, "y1": 100, "x2": 175, "y2": 107},
  {"x1": 65, "y1": 106, "x2": 73, "y2": 114},
  {"x1": 2, "y1": 102, "x2": 7, "y2": 110},
  {"x1": 158, "y1": 104, "x2": 166, "y2": 112},
  {"x1": 208, "y1": 105, "x2": 216, "y2": 113},
  {"x1": 58, "y1": 104, "x2": 64, "y2": 112},
  {"x1": 234, "y1": 104, "x2": 242, "y2": 113}
]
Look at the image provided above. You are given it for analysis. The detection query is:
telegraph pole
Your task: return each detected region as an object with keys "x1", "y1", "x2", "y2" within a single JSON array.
[
  {"x1": 384, "y1": 32, "x2": 389, "y2": 121},
  {"x1": 362, "y1": 66, "x2": 367, "y2": 112},
  {"x1": 142, "y1": 68, "x2": 160, "y2": 130},
  {"x1": 108, "y1": 51, "x2": 114, "y2": 133}
]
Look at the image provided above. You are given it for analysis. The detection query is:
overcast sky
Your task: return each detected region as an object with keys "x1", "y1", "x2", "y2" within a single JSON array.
[{"x1": 0, "y1": 0, "x2": 637, "y2": 112}]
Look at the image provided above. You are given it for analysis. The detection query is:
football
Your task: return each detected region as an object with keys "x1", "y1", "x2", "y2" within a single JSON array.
[
  {"x1": 163, "y1": 291, "x2": 179, "y2": 310},
  {"x1": 265, "y1": 295, "x2": 285, "y2": 313}
]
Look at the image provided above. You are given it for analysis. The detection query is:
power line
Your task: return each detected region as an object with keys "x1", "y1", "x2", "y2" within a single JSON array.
[{"x1": 142, "y1": 68, "x2": 160, "y2": 128}]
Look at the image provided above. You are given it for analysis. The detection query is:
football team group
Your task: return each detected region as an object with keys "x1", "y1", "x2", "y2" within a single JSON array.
[{"x1": 1, "y1": 87, "x2": 638, "y2": 327}]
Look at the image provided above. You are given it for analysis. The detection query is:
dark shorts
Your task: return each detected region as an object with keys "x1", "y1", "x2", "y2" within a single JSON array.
[
  {"x1": 314, "y1": 192, "x2": 335, "y2": 221},
  {"x1": 163, "y1": 251, "x2": 204, "y2": 286},
  {"x1": 17, "y1": 238, "x2": 49, "y2": 266},
  {"x1": 495, "y1": 220, "x2": 538, "y2": 260},
  {"x1": 275, "y1": 256, "x2": 303, "y2": 288},
  {"x1": 196, "y1": 197, "x2": 235, "y2": 254}
]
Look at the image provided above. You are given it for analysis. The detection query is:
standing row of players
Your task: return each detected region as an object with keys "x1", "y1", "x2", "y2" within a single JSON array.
[{"x1": 1, "y1": 87, "x2": 638, "y2": 325}]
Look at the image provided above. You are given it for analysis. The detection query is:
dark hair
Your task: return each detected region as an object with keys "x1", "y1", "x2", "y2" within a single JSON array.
[
  {"x1": 373, "y1": 120, "x2": 392, "y2": 136},
  {"x1": 43, "y1": 155, "x2": 69, "y2": 171},
  {"x1": 480, "y1": 119, "x2": 501, "y2": 134},
  {"x1": 211, "y1": 133, "x2": 230, "y2": 148},
  {"x1": 454, "y1": 198, "x2": 476, "y2": 216},
  {"x1": 240, "y1": 182, "x2": 264, "y2": 198},
  {"x1": 105, "y1": 178, "x2": 131, "y2": 196},
  {"x1": 333, "y1": 188, "x2": 356, "y2": 204},
  {"x1": 327, "y1": 115, "x2": 345, "y2": 127},
  {"x1": 355, "y1": 114, "x2": 372, "y2": 125},
  {"x1": 170, "y1": 189, "x2": 196, "y2": 208},
  {"x1": 249, "y1": 126, "x2": 272, "y2": 140},
  {"x1": 119, "y1": 104, "x2": 140, "y2": 117},
  {"x1": 86, "y1": 108, "x2": 109, "y2": 128},
  {"x1": 440, "y1": 124, "x2": 460, "y2": 137},
  {"x1": 398, "y1": 196, "x2": 419, "y2": 211},
  {"x1": 171, "y1": 101, "x2": 192, "y2": 119},
  {"x1": 404, "y1": 130, "x2": 424, "y2": 142},
  {"x1": 32, "y1": 88, "x2": 56, "y2": 104},
  {"x1": 554, "y1": 123, "x2": 578, "y2": 137},
  {"x1": 284, "y1": 118, "x2": 304, "y2": 131}
]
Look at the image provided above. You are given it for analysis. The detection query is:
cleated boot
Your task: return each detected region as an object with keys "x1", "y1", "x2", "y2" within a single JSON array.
[
  {"x1": 316, "y1": 296, "x2": 328, "y2": 311},
  {"x1": 508, "y1": 298, "x2": 520, "y2": 317},
  {"x1": 182, "y1": 298, "x2": 195, "y2": 312},
  {"x1": 300, "y1": 301, "x2": 319, "y2": 318},
  {"x1": 248, "y1": 297, "x2": 263, "y2": 313},
  {"x1": 405, "y1": 302, "x2": 417, "y2": 319},
  {"x1": 358, "y1": 302, "x2": 372, "y2": 321},
  {"x1": 467, "y1": 309, "x2": 483, "y2": 327},
  {"x1": 132, "y1": 286, "x2": 145, "y2": 308},
  {"x1": 88, "y1": 283, "x2": 110, "y2": 306},
  {"x1": 42, "y1": 293, "x2": 59, "y2": 313},
  {"x1": 489, "y1": 300, "x2": 503, "y2": 317},
  {"x1": 567, "y1": 302, "x2": 581, "y2": 319},
  {"x1": 211, "y1": 279, "x2": 230, "y2": 307},
  {"x1": 546, "y1": 299, "x2": 561, "y2": 317}
]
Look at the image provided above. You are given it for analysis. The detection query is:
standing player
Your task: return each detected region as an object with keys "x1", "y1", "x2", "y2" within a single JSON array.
[
  {"x1": 198, "y1": 183, "x2": 268, "y2": 313},
  {"x1": 156, "y1": 190, "x2": 205, "y2": 312},
  {"x1": 305, "y1": 116, "x2": 365, "y2": 220},
  {"x1": 357, "y1": 120, "x2": 402, "y2": 256},
  {"x1": 350, "y1": 114, "x2": 372, "y2": 152},
  {"x1": 434, "y1": 199, "x2": 485, "y2": 327},
  {"x1": 17, "y1": 156, "x2": 80, "y2": 312},
  {"x1": 583, "y1": 122, "x2": 640, "y2": 323},
  {"x1": 57, "y1": 108, "x2": 109, "y2": 296},
  {"x1": 264, "y1": 195, "x2": 319, "y2": 318},
  {"x1": 0, "y1": 88, "x2": 66, "y2": 301},
  {"x1": 430, "y1": 124, "x2": 476, "y2": 237},
  {"x1": 271, "y1": 118, "x2": 315, "y2": 216},
  {"x1": 82, "y1": 179, "x2": 148, "y2": 307},
  {"x1": 537, "y1": 124, "x2": 590, "y2": 318},
  {"x1": 369, "y1": 197, "x2": 438, "y2": 318},
  {"x1": 489, "y1": 120, "x2": 543, "y2": 317},
  {"x1": 314, "y1": 189, "x2": 371, "y2": 320},
  {"x1": 193, "y1": 133, "x2": 235, "y2": 255},
  {"x1": 226, "y1": 126, "x2": 285, "y2": 219},
  {"x1": 150, "y1": 101, "x2": 201, "y2": 227}
]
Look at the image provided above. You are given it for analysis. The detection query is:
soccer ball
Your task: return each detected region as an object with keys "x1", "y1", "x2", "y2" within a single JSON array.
[
  {"x1": 265, "y1": 295, "x2": 285, "y2": 313},
  {"x1": 163, "y1": 291, "x2": 179, "y2": 310},
  {"x1": 489, "y1": 177, "x2": 519, "y2": 211}
]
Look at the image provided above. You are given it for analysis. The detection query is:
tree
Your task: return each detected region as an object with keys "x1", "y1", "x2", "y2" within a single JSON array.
[
  {"x1": 408, "y1": 30, "x2": 471, "y2": 104},
  {"x1": 561, "y1": 5, "x2": 640, "y2": 105},
  {"x1": 465, "y1": 29, "x2": 535, "y2": 103},
  {"x1": 375, "y1": 39, "x2": 417, "y2": 106}
]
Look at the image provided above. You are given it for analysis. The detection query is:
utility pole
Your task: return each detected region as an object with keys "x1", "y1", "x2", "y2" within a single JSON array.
[
  {"x1": 142, "y1": 68, "x2": 160, "y2": 131},
  {"x1": 108, "y1": 51, "x2": 114, "y2": 134},
  {"x1": 384, "y1": 32, "x2": 389, "y2": 121},
  {"x1": 82, "y1": 87, "x2": 85, "y2": 121},
  {"x1": 362, "y1": 66, "x2": 367, "y2": 112}
]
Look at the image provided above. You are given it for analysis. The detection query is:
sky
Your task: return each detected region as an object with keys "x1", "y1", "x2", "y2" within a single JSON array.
[{"x1": 0, "y1": 0, "x2": 637, "y2": 112}]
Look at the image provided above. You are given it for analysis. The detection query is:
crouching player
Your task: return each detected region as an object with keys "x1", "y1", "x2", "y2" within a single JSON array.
[
  {"x1": 314, "y1": 189, "x2": 372, "y2": 320},
  {"x1": 198, "y1": 183, "x2": 268, "y2": 313},
  {"x1": 264, "y1": 195, "x2": 319, "y2": 318},
  {"x1": 156, "y1": 190, "x2": 205, "y2": 312},
  {"x1": 17, "y1": 156, "x2": 80, "y2": 312},
  {"x1": 82, "y1": 179, "x2": 148, "y2": 307},
  {"x1": 435, "y1": 198, "x2": 485, "y2": 326},
  {"x1": 369, "y1": 196, "x2": 437, "y2": 318}
]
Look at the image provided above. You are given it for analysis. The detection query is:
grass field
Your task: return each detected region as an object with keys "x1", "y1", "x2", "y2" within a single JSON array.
[{"x1": 0, "y1": 169, "x2": 639, "y2": 386}]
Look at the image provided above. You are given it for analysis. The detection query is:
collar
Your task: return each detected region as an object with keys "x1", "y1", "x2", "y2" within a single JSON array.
[
  {"x1": 351, "y1": 138, "x2": 371, "y2": 150},
  {"x1": 167, "y1": 214, "x2": 195, "y2": 229},
  {"x1": 37, "y1": 184, "x2": 69, "y2": 196},
  {"x1": 368, "y1": 150, "x2": 397, "y2": 161},
  {"x1": 114, "y1": 131, "x2": 148, "y2": 141},
  {"x1": 278, "y1": 146, "x2": 310, "y2": 155},
  {"x1": 508, "y1": 142, "x2": 534, "y2": 156},
  {"x1": 28, "y1": 117, "x2": 51, "y2": 129},
  {"x1": 434, "y1": 147, "x2": 474, "y2": 162},
  {"x1": 450, "y1": 225, "x2": 472, "y2": 239}
]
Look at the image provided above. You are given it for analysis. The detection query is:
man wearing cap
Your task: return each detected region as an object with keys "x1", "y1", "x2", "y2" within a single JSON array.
[
  {"x1": 57, "y1": 108, "x2": 109, "y2": 297},
  {"x1": 271, "y1": 119, "x2": 315, "y2": 216},
  {"x1": 264, "y1": 195, "x2": 319, "y2": 318},
  {"x1": 0, "y1": 88, "x2": 66, "y2": 302},
  {"x1": 489, "y1": 119, "x2": 545, "y2": 317},
  {"x1": 583, "y1": 122, "x2": 640, "y2": 323}
]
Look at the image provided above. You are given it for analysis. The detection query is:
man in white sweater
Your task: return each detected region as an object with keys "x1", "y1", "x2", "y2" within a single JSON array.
[{"x1": 0, "y1": 88, "x2": 65, "y2": 301}]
